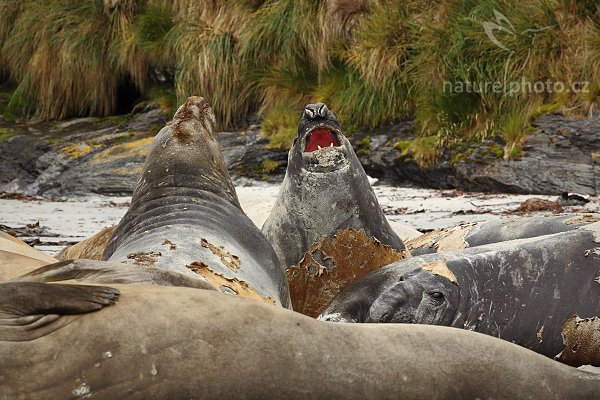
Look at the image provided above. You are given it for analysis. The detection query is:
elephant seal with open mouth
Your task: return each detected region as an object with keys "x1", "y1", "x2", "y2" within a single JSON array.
[
  {"x1": 262, "y1": 103, "x2": 405, "y2": 269},
  {"x1": 262, "y1": 103, "x2": 406, "y2": 315},
  {"x1": 320, "y1": 222, "x2": 600, "y2": 366},
  {"x1": 100, "y1": 96, "x2": 289, "y2": 307},
  {"x1": 2, "y1": 282, "x2": 600, "y2": 399}
]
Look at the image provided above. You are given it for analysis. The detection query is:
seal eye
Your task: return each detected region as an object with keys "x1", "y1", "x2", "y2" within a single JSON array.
[{"x1": 429, "y1": 291, "x2": 444, "y2": 301}]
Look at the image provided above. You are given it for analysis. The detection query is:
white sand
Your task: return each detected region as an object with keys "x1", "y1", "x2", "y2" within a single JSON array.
[{"x1": 1, "y1": 182, "x2": 597, "y2": 256}]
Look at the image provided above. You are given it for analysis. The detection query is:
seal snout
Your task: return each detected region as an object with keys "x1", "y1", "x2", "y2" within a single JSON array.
[
  {"x1": 304, "y1": 103, "x2": 329, "y2": 119},
  {"x1": 170, "y1": 96, "x2": 217, "y2": 143},
  {"x1": 365, "y1": 283, "x2": 411, "y2": 323}
]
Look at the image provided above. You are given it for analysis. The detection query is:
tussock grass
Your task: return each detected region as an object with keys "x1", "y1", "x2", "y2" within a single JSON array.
[
  {"x1": 260, "y1": 104, "x2": 300, "y2": 149},
  {"x1": 0, "y1": 0, "x2": 598, "y2": 155},
  {"x1": 2, "y1": 0, "x2": 135, "y2": 118},
  {"x1": 395, "y1": 136, "x2": 440, "y2": 168}
]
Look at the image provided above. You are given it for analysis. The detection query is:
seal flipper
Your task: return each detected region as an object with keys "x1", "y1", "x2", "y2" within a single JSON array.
[
  {"x1": 14, "y1": 259, "x2": 217, "y2": 290},
  {"x1": 0, "y1": 282, "x2": 119, "y2": 341}
]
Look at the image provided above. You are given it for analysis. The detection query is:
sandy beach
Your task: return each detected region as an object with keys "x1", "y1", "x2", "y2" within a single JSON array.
[{"x1": 2, "y1": 181, "x2": 597, "y2": 257}]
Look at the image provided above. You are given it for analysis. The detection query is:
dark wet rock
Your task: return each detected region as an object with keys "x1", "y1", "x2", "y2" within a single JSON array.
[
  {"x1": 355, "y1": 114, "x2": 600, "y2": 196},
  {"x1": 1, "y1": 108, "x2": 599, "y2": 197},
  {"x1": 217, "y1": 129, "x2": 287, "y2": 182},
  {"x1": 0, "y1": 133, "x2": 51, "y2": 193}
]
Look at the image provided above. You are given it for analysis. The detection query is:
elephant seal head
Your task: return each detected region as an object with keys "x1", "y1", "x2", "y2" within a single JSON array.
[
  {"x1": 289, "y1": 102, "x2": 348, "y2": 174},
  {"x1": 365, "y1": 268, "x2": 459, "y2": 325}
]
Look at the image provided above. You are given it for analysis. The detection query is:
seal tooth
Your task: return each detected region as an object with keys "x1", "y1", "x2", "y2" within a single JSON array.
[{"x1": 318, "y1": 145, "x2": 322, "y2": 150}]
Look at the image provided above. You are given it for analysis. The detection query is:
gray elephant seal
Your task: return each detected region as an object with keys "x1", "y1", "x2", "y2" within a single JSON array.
[
  {"x1": 261, "y1": 103, "x2": 405, "y2": 314},
  {"x1": 262, "y1": 103, "x2": 405, "y2": 270},
  {"x1": 2, "y1": 282, "x2": 599, "y2": 399},
  {"x1": 320, "y1": 222, "x2": 600, "y2": 366},
  {"x1": 101, "y1": 96, "x2": 289, "y2": 307},
  {"x1": 407, "y1": 214, "x2": 600, "y2": 255}
]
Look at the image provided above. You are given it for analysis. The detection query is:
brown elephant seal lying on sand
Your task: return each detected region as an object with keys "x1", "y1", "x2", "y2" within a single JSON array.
[{"x1": 1, "y1": 282, "x2": 599, "y2": 399}]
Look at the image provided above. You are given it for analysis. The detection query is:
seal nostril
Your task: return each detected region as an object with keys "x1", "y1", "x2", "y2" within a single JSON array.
[
  {"x1": 304, "y1": 107, "x2": 316, "y2": 119},
  {"x1": 380, "y1": 313, "x2": 389, "y2": 322},
  {"x1": 318, "y1": 104, "x2": 328, "y2": 117}
]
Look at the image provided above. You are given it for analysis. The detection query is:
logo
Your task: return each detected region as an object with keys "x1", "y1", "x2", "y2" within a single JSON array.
[{"x1": 481, "y1": 9, "x2": 554, "y2": 82}]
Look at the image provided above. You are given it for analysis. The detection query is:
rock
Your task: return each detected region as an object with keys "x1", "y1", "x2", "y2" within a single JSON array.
[
  {"x1": 2, "y1": 107, "x2": 600, "y2": 198},
  {"x1": 358, "y1": 114, "x2": 600, "y2": 196},
  {"x1": 217, "y1": 130, "x2": 287, "y2": 182},
  {"x1": 0, "y1": 134, "x2": 51, "y2": 194}
]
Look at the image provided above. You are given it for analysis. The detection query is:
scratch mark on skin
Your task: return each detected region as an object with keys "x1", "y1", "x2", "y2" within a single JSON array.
[
  {"x1": 186, "y1": 262, "x2": 275, "y2": 305},
  {"x1": 422, "y1": 260, "x2": 458, "y2": 285},
  {"x1": 537, "y1": 325, "x2": 544, "y2": 343},
  {"x1": 199, "y1": 238, "x2": 241, "y2": 272}
]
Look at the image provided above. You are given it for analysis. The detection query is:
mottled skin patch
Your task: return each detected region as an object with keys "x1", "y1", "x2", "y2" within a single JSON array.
[
  {"x1": 57, "y1": 226, "x2": 116, "y2": 261},
  {"x1": 408, "y1": 215, "x2": 600, "y2": 256},
  {"x1": 126, "y1": 251, "x2": 161, "y2": 267},
  {"x1": 421, "y1": 260, "x2": 458, "y2": 284},
  {"x1": 199, "y1": 238, "x2": 240, "y2": 272},
  {"x1": 286, "y1": 228, "x2": 407, "y2": 317},
  {"x1": 262, "y1": 103, "x2": 405, "y2": 270},
  {"x1": 556, "y1": 316, "x2": 600, "y2": 367},
  {"x1": 169, "y1": 96, "x2": 215, "y2": 144},
  {"x1": 406, "y1": 223, "x2": 475, "y2": 254},
  {"x1": 186, "y1": 262, "x2": 275, "y2": 305},
  {"x1": 162, "y1": 240, "x2": 177, "y2": 250},
  {"x1": 566, "y1": 215, "x2": 600, "y2": 225},
  {"x1": 101, "y1": 97, "x2": 289, "y2": 307}
]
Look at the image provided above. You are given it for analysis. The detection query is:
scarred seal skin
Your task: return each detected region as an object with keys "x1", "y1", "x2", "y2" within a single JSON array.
[
  {"x1": 407, "y1": 214, "x2": 600, "y2": 256},
  {"x1": 262, "y1": 103, "x2": 405, "y2": 269},
  {"x1": 101, "y1": 97, "x2": 290, "y2": 307},
  {"x1": 320, "y1": 222, "x2": 600, "y2": 366},
  {"x1": 1, "y1": 283, "x2": 600, "y2": 399}
]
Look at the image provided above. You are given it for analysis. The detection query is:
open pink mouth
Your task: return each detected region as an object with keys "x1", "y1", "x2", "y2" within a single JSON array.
[{"x1": 304, "y1": 128, "x2": 340, "y2": 152}]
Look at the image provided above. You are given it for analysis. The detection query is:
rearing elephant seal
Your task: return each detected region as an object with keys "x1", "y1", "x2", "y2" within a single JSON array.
[
  {"x1": 320, "y1": 223, "x2": 600, "y2": 366},
  {"x1": 2, "y1": 282, "x2": 600, "y2": 399},
  {"x1": 262, "y1": 103, "x2": 406, "y2": 315},
  {"x1": 101, "y1": 96, "x2": 290, "y2": 307},
  {"x1": 262, "y1": 103, "x2": 405, "y2": 269}
]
